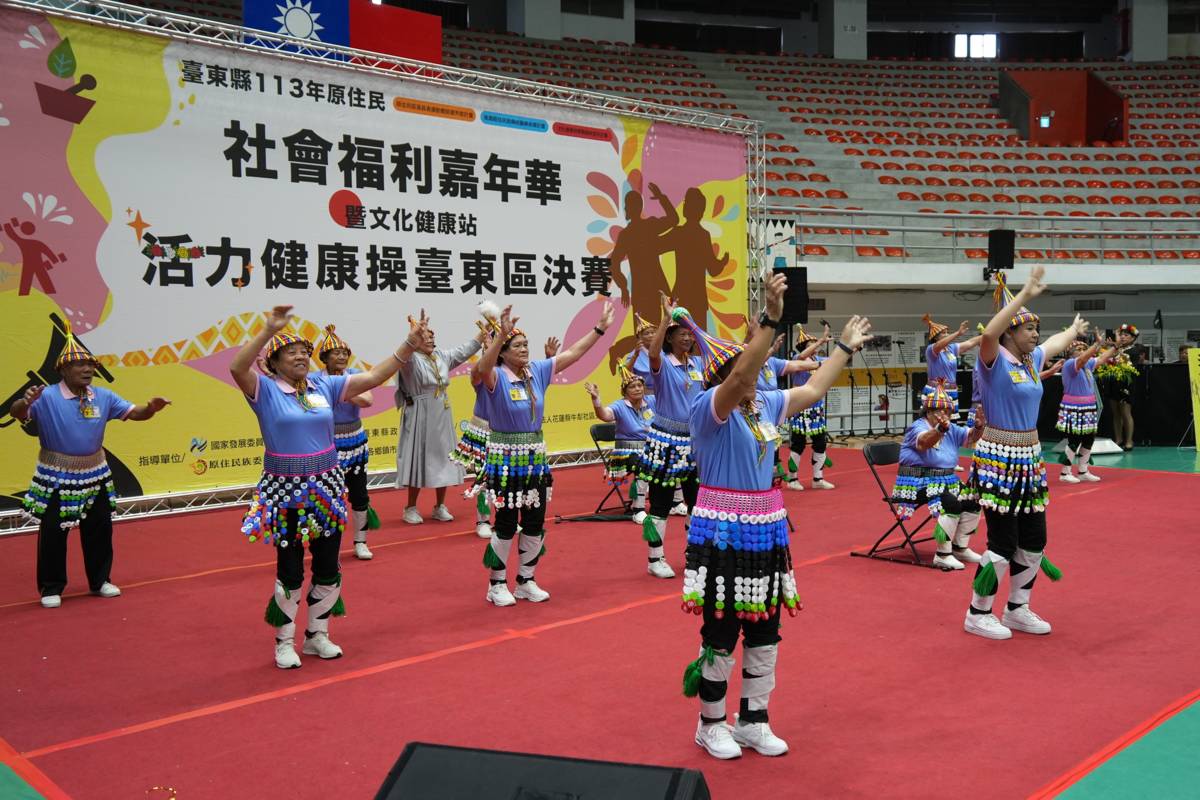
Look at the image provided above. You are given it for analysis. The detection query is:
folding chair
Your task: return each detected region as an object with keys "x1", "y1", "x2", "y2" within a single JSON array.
[
  {"x1": 848, "y1": 441, "x2": 938, "y2": 568},
  {"x1": 554, "y1": 423, "x2": 633, "y2": 524}
]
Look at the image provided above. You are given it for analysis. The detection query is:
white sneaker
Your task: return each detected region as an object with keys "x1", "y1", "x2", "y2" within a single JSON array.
[
  {"x1": 963, "y1": 612, "x2": 1013, "y2": 640},
  {"x1": 932, "y1": 553, "x2": 965, "y2": 571},
  {"x1": 93, "y1": 582, "x2": 121, "y2": 598},
  {"x1": 40, "y1": 595, "x2": 62, "y2": 609},
  {"x1": 954, "y1": 464, "x2": 965, "y2": 472},
  {"x1": 431, "y1": 504, "x2": 454, "y2": 522},
  {"x1": 670, "y1": 503, "x2": 689, "y2": 516},
  {"x1": 513, "y1": 580, "x2": 550, "y2": 602},
  {"x1": 1078, "y1": 471, "x2": 1101, "y2": 482},
  {"x1": 1001, "y1": 605, "x2": 1052, "y2": 635},
  {"x1": 694, "y1": 721, "x2": 742, "y2": 760},
  {"x1": 953, "y1": 547, "x2": 983, "y2": 564},
  {"x1": 302, "y1": 631, "x2": 344, "y2": 659},
  {"x1": 353, "y1": 541, "x2": 373, "y2": 560},
  {"x1": 784, "y1": 480, "x2": 804, "y2": 491},
  {"x1": 648, "y1": 559, "x2": 676, "y2": 579},
  {"x1": 812, "y1": 479, "x2": 836, "y2": 490},
  {"x1": 402, "y1": 507, "x2": 423, "y2": 524},
  {"x1": 1059, "y1": 473, "x2": 1081, "y2": 484},
  {"x1": 476, "y1": 521, "x2": 493, "y2": 539},
  {"x1": 275, "y1": 639, "x2": 301, "y2": 669},
  {"x1": 631, "y1": 510, "x2": 647, "y2": 525},
  {"x1": 731, "y1": 717, "x2": 789, "y2": 756},
  {"x1": 486, "y1": 583, "x2": 516, "y2": 607}
]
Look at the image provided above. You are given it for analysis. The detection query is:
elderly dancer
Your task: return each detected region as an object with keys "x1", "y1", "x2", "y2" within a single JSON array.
[
  {"x1": 585, "y1": 364, "x2": 656, "y2": 524},
  {"x1": 781, "y1": 324, "x2": 835, "y2": 490},
  {"x1": 922, "y1": 314, "x2": 981, "y2": 412},
  {"x1": 1057, "y1": 334, "x2": 1119, "y2": 484}
]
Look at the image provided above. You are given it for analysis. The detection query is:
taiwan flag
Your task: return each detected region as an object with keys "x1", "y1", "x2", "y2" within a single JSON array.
[{"x1": 243, "y1": 0, "x2": 442, "y2": 64}]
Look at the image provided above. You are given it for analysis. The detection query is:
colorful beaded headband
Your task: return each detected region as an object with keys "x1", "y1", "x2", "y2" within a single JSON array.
[{"x1": 265, "y1": 332, "x2": 313, "y2": 367}]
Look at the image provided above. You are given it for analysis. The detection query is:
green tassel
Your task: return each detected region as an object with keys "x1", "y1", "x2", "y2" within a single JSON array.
[
  {"x1": 1040, "y1": 555, "x2": 1063, "y2": 581},
  {"x1": 788, "y1": 456, "x2": 797, "y2": 473},
  {"x1": 973, "y1": 561, "x2": 998, "y2": 596},
  {"x1": 628, "y1": 481, "x2": 639, "y2": 501},
  {"x1": 264, "y1": 596, "x2": 290, "y2": 627},
  {"x1": 682, "y1": 646, "x2": 716, "y2": 698},
  {"x1": 642, "y1": 517, "x2": 660, "y2": 544},
  {"x1": 824, "y1": 455, "x2": 833, "y2": 468},
  {"x1": 330, "y1": 595, "x2": 346, "y2": 617},
  {"x1": 538, "y1": 542, "x2": 547, "y2": 557},
  {"x1": 476, "y1": 492, "x2": 490, "y2": 515},
  {"x1": 366, "y1": 506, "x2": 381, "y2": 530},
  {"x1": 933, "y1": 524, "x2": 949, "y2": 544},
  {"x1": 483, "y1": 544, "x2": 504, "y2": 569}
]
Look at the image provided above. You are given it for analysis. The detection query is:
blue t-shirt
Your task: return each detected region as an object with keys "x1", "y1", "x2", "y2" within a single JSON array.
[
  {"x1": 472, "y1": 389, "x2": 488, "y2": 422},
  {"x1": 610, "y1": 396, "x2": 656, "y2": 441},
  {"x1": 482, "y1": 357, "x2": 555, "y2": 433},
  {"x1": 28, "y1": 382, "x2": 133, "y2": 456},
  {"x1": 319, "y1": 367, "x2": 363, "y2": 425},
  {"x1": 925, "y1": 342, "x2": 960, "y2": 385},
  {"x1": 248, "y1": 373, "x2": 348, "y2": 455},
  {"x1": 900, "y1": 417, "x2": 968, "y2": 469},
  {"x1": 690, "y1": 387, "x2": 788, "y2": 490},
  {"x1": 1061, "y1": 357, "x2": 1096, "y2": 399},
  {"x1": 628, "y1": 349, "x2": 654, "y2": 393},
  {"x1": 652, "y1": 354, "x2": 705, "y2": 423},
  {"x1": 756, "y1": 356, "x2": 788, "y2": 392},
  {"x1": 790, "y1": 354, "x2": 825, "y2": 388},
  {"x1": 975, "y1": 345, "x2": 1045, "y2": 430}
]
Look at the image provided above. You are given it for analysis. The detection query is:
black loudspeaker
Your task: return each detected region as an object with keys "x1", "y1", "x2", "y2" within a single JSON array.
[
  {"x1": 773, "y1": 265, "x2": 809, "y2": 325},
  {"x1": 988, "y1": 229, "x2": 1015, "y2": 270},
  {"x1": 374, "y1": 742, "x2": 711, "y2": 800}
]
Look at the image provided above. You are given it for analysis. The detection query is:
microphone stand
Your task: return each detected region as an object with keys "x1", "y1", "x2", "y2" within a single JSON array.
[
  {"x1": 863, "y1": 348, "x2": 877, "y2": 437},
  {"x1": 845, "y1": 357, "x2": 858, "y2": 438},
  {"x1": 894, "y1": 338, "x2": 910, "y2": 433}
]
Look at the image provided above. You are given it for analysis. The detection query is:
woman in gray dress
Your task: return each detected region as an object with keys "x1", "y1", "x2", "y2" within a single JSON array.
[{"x1": 395, "y1": 311, "x2": 484, "y2": 524}]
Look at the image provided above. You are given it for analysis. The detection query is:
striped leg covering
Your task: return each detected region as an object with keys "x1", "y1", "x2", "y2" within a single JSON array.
[
  {"x1": 353, "y1": 509, "x2": 368, "y2": 544},
  {"x1": 953, "y1": 511, "x2": 981, "y2": 556},
  {"x1": 516, "y1": 530, "x2": 545, "y2": 581},
  {"x1": 811, "y1": 450, "x2": 824, "y2": 481},
  {"x1": 738, "y1": 644, "x2": 778, "y2": 724},
  {"x1": 630, "y1": 479, "x2": 648, "y2": 511},
  {"x1": 476, "y1": 492, "x2": 491, "y2": 524},
  {"x1": 1007, "y1": 548, "x2": 1042, "y2": 611},
  {"x1": 306, "y1": 575, "x2": 344, "y2": 635},
  {"x1": 484, "y1": 532, "x2": 512, "y2": 583},
  {"x1": 969, "y1": 550, "x2": 1010, "y2": 615},
  {"x1": 644, "y1": 515, "x2": 666, "y2": 562},
  {"x1": 934, "y1": 513, "x2": 960, "y2": 556},
  {"x1": 698, "y1": 647, "x2": 737, "y2": 724},
  {"x1": 266, "y1": 579, "x2": 301, "y2": 640}
]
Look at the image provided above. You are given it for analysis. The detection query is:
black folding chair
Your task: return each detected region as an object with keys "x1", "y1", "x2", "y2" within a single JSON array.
[
  {"x1": 849, "y1": 441, "x2": 938, "y2": 568},
  {"x1": 554, "y1": 423, "x2": 633, "y2": 524}
]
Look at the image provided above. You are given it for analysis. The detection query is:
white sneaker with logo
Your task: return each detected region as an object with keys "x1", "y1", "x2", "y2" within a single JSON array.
[
  {"x1": 476, "y1": 521, "x2": 493, "y2": 539},
  {"x1": 784, "y1": 480, "x2": 804, "y2": 491},
  {"x1": 93, "y1": 582, "x2": 122, "y2": 598},
  {"x1": 354, "y1": 541, "x2": 373, "y2": 560},
  {"x1": 275, "y1": 639, "x2": 301, "y2": 669},
  {"x1": 513, "y1": 580, "x2": 550, "y2": 602},
  {"x1": 1078, "y1": 471, "x2": 1101, "y2": 482},
  {"x1": 1059, "y1": 473, "x2": 1081, "y2": 484},
  {"x1": 694, "y1": 721, "x2": 742, "y2": 760},
  {"x1": 631, "y1": 510, "x2": 647, "y2": 525},
  {"x1": 812, "y1": 479, "x2": 836, "y2": 490},
  {"x1": 647, "y1": 559, "x2": 676, "y2": 579},
  {"x1": 431, "y1": 504, "x2": 454, "y2": 522},
  {"x1": 1001, "y1": 604, "x2": 1052, "y2": 635},
  {"x1": 670, "y1": 503, "x2": 689, "y2": 516},
  {"x1": 486, "y1": 583, "x2": 516, "y2": 607},
  {"x1": 40, "y1": 595, "x2": 62, "y2": 609},
  {"x1": 963, "y1": 612, "x2": 1013, "y2": 640},
  {"x1": 731, "y1": 717, "x2": 789, "y2": 756},
  {"x1": 302, "y1": 631, "x2": 344, "y2": 659},
  {"x1": 402, "y1": 507, "x2": 423, "y2": 525},
  {"x1": 932, "y1": 553, "x2": 965, "y2": 571}
]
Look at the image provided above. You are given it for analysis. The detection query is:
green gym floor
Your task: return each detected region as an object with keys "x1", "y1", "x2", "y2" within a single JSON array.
[{"x1": 1067, "y1": 445, "x2": 1200, "y2": 475}]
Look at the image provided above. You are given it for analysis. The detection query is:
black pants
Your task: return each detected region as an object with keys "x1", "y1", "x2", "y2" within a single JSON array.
[
  {"x1": 276, "y1": 509, "x2": 343, "y2": 591},
  {"x1": 700, "y1": 600, "x2": 782, "y2": 653},
  {"x1": 1066, "y1": 433, "x2": 1095, "y2": 452},
  {"x1": 983, "y1": 508, "x2": 1047, "y2": 561},
  {"x1": 937, "y1": 492, "x2": 980, "y2": 517},
  {"x1": 345, "y1": 467, "x2": 369, "y2": 512},
  {"x1": 37, "y1": 492, "x2": 114, "y2": 597},
  {"x1": 648, "y1": 475, "x2": 698, "y2": 518},
  {"x1": 494, "y1": 484, "x2": 550, "y2": 541},
  {"x1": 789, "y1": 431, "x2": 828, "y2": 455}
]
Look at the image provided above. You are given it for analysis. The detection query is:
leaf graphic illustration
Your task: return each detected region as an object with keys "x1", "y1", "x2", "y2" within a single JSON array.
[
  {"x1": 22, "y1": 192, "x2": 37, "y2": 214},
  {"x1": 620, "y1": 135, "x2": 638, "y2": 169},
  {"x1": 587, "y1": 194, "x2": 616, "y2": 218},
  {"x1": 586, "y1": 219, "x2": 608, "y2": 234},
  {"x1": 28, "y1": 25, "x2": 46, "y2": 45},
  {"x1": 720, "y1": 203, "x2": 741, "y2": 222},
  {"x1": 711, "y1": 195, "x2": 725, "y2": 218},
  {"x1": 586, "y1": 172, "x2": 619, "y2": 206},
  {"x1": 47, "y1": 38, "x2": 76, "y2": 78},
  {"x1": 627, "y1": 168, "x2": 643, "y2": 195},
  {"x1": 50, "y1": 215, "x2": 74, "y2": 225},
  {"x1": 587, "y1": 237, "x2": 614, "y2": 257}
]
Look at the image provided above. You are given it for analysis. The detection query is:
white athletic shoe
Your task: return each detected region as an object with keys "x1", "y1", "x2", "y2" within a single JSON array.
[
  {"x1": 353, "y1": 541, "x2": 373, "y2": 560},
  {"x1": 40, "y1": 595, "x2": 61, "y2": 609},
  {"x1": 784, "y1": 480, "x2": 804, "y2": 491},
  {"x1": 431, "y1": 504, "x2": 454, "y2": 522},
  {"x1": 513, "y1": 580, "x2": 550, "y2": 603},
  {"x1": 731, "y1": 717, "x2": 789, "y2": 756},
  {"x1": 1078, "y1": 471, "x2": 1101, "y2": 482},
  {"x1": 694, "y1": 721, "x2": 742, "y2": 760},
  {"x1": 1059, "y1": 473, "x2": 1081, "y2": 484},
  {"x1": 954, "y1": 464, "x2": 965, "y2": 472},
  {"x1": 963, "y1": 612, "x2": 1013, "y2": 640},
  {"x1": 932, "y1": 553, "x2": 965, "y2": 571},
  {"x1": 402, "y1": 507, "x2": 423, "y2": 524},
  {"x1": 812, "y1": 479, "x2": 836, "y2": 490},
  {"x1": 486, "y1": 583, "x2": 516, "y2": 607},
  {"x1": 631, "y1": 510, "x2": 647, "y2": 525},
  {"x1": 275, "y1": 639, "x2": 301, "y2": 669},
  {"x1": 302, "y1": 631, "x2": 344, "y2": 659},
  {"x1": 476, "y1": 521, "x2": 493, "y2": 539},
  {"x1": 954, "y1": 547, "x2": 983, "y2": 564},
  {"x1": 670, "y1": 503, "x2": 689, "y2": 516},
  {"x1": 93, "y1": 582, "x2": 121, "y2": 598},
  {"x1": 647, "y1": 559, "x2": 676, "y2": 579},
  {"x1": 1001, "y1": 605, "x2": 1052, "y2": 635}
]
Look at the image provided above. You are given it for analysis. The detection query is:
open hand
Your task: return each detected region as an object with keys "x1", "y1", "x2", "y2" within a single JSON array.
[
  {"x1": 839, "y1": 315, "x2": 873, "y2": 351},
  {"x1": 22, "y1": 384, "x2": 45, "y2": 406},
  {"x1": 597, "y1": 299, "x2": 615, "y2": 332},
  {"x1": 265, "y1": 305, "x2": 292, "y2": 334},
  {"x1": 584, "y1": 381, "x2": 600, "y2": 401},
  {"x1": 764, "y1": 271, "x2": 786, "y2": 322},
  {"x1": 499, "y1": 305, "x2": 518, "y2": 338},
  {"x1": 1022, "y1": 265, "x2": 1048, "y2": 300},
  {"x1": 957, "y1": 320, "x2": 970, "y2": 336},
  {"x1": 544, "y1": 336, "x2": 561, "y2": 357}
]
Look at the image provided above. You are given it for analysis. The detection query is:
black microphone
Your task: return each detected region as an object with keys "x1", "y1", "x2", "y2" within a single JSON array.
[
  {"x1": 894, "y1": 339, "x2": 906, "y2": 345},
  {"x1": 819, "y1": 318, "x2": 830, "y2": 328}
]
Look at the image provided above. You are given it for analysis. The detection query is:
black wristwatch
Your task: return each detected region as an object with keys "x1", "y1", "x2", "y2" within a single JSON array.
[{"x1": 758, "y1": 311, "x2": 781, "y2": 329}]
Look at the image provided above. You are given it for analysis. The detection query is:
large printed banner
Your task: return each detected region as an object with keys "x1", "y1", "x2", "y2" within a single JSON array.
[{"x1": 0, "y1": 7, "x2": 749, "y2": 507}]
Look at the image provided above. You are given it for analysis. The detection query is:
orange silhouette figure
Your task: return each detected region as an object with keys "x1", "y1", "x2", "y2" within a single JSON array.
[
  {"x1": 3, "y1": 218, "x2": 63, "y2": 296},
  {"x1": 664, "y1": 187, "x2": 729, "y2": 329},
  {"x1": 608, "y1": 182, "x2": 677, "y2": 371}
]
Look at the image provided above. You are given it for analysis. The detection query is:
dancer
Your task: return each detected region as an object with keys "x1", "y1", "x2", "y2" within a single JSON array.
[
  {"x1": 1097, "y1": 323, "x2": 1140, "y2": 450},
  {"x1": 395, "y1": 310, "x2": 482, "y2": 525},
  {"x1": 679, "y1": 273, "x2": 873, "y2": 759},
  {"x1": 232, "y1": 305, "x2": 419, "y2": 669},
  {"x1": 316, "y1": 326, "x2": 378, "y2": 560},
  {"x1": 922, "y1": 314, "x2": 981, "y2": 411},
  {"x1": 891, "y1": 380, "x2": 985, "y2": 570},
  {"x1": 781, "y1": 324, "x2": 836, "y2": 490},
  {"x1": 635, "y1": 293, "x2": 706, "y2": 580},
  {"x1": 475, "y1": 300, "x2": 615, "y2": 607},
  {"x1": 10, "y1": 325, "x2": 170, "y2": 607},
  {"x1": 961, "y1": 269, "x2": 1086, "y2": 640},
  {"x1": 584, "y1": 363, "x2": 655, "y2": 523},
  {"x1": 1057, "y1": 334, "x2": 1118, "y2": 484},
  {"x1": 619, "y1": 312, "x2": 657, "y2": 393}
]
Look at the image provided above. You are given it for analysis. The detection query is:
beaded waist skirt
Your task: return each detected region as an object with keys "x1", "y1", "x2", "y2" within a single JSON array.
[
  {"x1": 681, "y1": 485, "x2": 800, "y2": 621},
  {"x1": 1056, "y1": 396, "x2": 1099, "y2": 436},
  {"x1": 636, "y1": 416, "x2": 695, "y2": 487},
  {"x1": 891, "y1": 464, "x2": 960, "y2": 520},
  {"x1": 24, "y1": 448, "x2": 115, "y2": 530},
  {"x1": 606, "y1": 437, "x2": 645, "y2": 480},
  {"x1": 485, "y1": 430, "x2": 552, "y2": 509},
  {"x1": 242, "y1": 446, "x2": 348, "y2": 546},
  {"x1": 963, "y1": 426, "x2": 1048, "y2": 515},
  {"x1": 786, "y1": 401, "x2": 826, "y2": 436},
  {"x1": 452, "y1": 418, "x2": 491, "y2": 474},
  {"x1": 334, "y1": 420, "x2": 369, "y2": 474}
]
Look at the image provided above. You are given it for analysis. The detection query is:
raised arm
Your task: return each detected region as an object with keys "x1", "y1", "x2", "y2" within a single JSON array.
[
  {"x1": 1040, "y1": 360, "x2": 1064, "y2": 380},
  {"x1": 779, "y1": 358, "x2": 819, "y2": 375},
  {"x1": 471, "y1": 306, "x2": 514, "y2": 391},
  {"x1": 1074, "y1": 337, "x2": 1103, "y2": 370},
  {"x1": 230, "y1": 305, "x2": 293, "y2": 397},
  {"x1": 647, "y1": 293, "x2": 674, "y2": 373},
  {"x1": 584, "y1": 382, "x2": 615, "y2": 422},
  {"x1": 9, "y1": 384, "x2": 45, "y2": 422},
  {"x1": 712, "y1": 273, "x2": 787, "y2": 421},
  {"x1": 785, "y1": 317, "x2": 874, "y2": 417},
  {"x1": 554, "y1": 300, "x2": 615, "y2": 374},
  {"x1": 1041, "y1": 314, "x2": 1088, "y2": 360},
  {"x1": 648, "y1": 182, "x2": 679, "y2": 230},
  {"x1": 1094, "y1": 342, "x2": 1121, "y2": 368},
  {"x1": 957, "y1": 334, "x2": 982, "y2": 354},
  {"x1": 915, "y1": 411, "x2": 952, "y2": 450},
  {"x1": 344, "y1": 313, "x2": 425, "y2": 397},
  {"x1": 932, "y1": 321, "x2": 968, "y2": 356},
  {"x1": 127, "y1": 397, "x2": 171, "y2": 421},
  {"x1": 979, "y1": 267, "x2": 1048, "y2": 367}
]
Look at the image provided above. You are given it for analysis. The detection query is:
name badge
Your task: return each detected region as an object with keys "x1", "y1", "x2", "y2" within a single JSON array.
[
  {"x1": 81, "y1": 403, "x2": 99, "y2": 419},
  {"x1": 509, "y1": 386, "x2": 528, "y2": 402},
  {"x1": 642, "y1": 409, "x2": 653, "y2": 420},
  {"x1": 1008, "y1": 369, "x2": 1027, "y2": 384},
  {"x1": 760, "y1": 420, "x2": 780, "y2": 443},
  {"x1": 764, "y1": 368, "x2": 775, "y2": 381},
  {"x1": 687, "y1": 368, "x2": 702, "y2": 381},
  {"x1": 308, "y1": 394, "x2": 330, "y2": 408}
]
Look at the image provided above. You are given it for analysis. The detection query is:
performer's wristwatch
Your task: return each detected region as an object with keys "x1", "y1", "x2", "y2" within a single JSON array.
[{"x1": 758, "y1": 311, "x2": 781, "y2": 329}]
